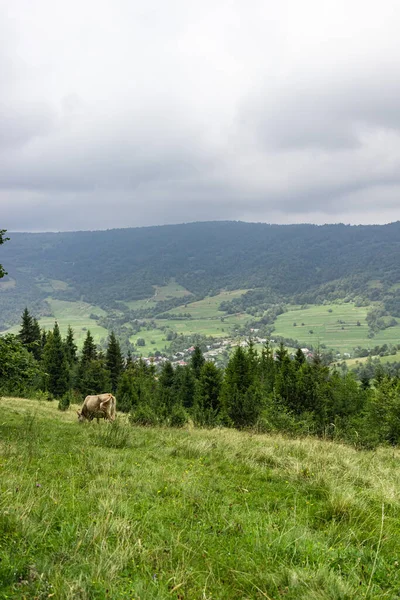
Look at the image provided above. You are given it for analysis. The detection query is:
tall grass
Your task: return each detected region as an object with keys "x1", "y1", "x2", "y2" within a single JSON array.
[{"x1": 1, "y1": 397, "x2": 400, "y2": 599}]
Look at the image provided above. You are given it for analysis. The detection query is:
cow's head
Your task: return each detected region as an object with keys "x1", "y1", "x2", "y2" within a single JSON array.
[{"x1": 76, "y1": 410, "x2": 86, "y2": 423}]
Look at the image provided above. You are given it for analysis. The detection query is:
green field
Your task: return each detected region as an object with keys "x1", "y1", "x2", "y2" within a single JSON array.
[
  {"x1": 170, "y1": 289, "x2": 249, "y2": 319},
  {"x1": 3, "y1": 299, "x2": 109, "y2": 347},
  {"x1": 123, "y1": 280, "x2": 193, "y2": 310},
  {"x1": 1, "y1": 396, "x2": 399, "y2": 599},
  {"x1": 274, "y1": 303, "x2": 400, "y2": 354},
  {"x1": 341, "y1": 351, "x2": 400, "y2": 369}
]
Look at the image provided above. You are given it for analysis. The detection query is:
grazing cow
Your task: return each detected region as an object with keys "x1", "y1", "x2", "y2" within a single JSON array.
[{"x1": 77, "y1": 393, "x2": 116, "y2": 423}]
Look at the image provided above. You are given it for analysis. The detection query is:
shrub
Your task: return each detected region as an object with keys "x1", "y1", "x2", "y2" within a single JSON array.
[
  {"x1": 169, "y1": 404, "x2": 188, "y2": 428},
  {"x1": 129, "y1": 404, "x2": 159, "y2": 427}
]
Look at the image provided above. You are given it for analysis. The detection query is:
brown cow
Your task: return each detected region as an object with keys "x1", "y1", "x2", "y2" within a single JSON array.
[{"x1": 77, "y1": 393, "x2": 116, "y2": 423}]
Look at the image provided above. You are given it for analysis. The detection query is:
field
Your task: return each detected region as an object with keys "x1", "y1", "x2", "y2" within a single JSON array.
[
  {"x1": 3, "y1": 299, "x2": 109, "y2": 347},
  {"x1": 122, "y1": 280, "x2": 193, "y2": 310},
  {"x1": 274, "y1": 303, "x2": 400, "y2": 354},
  {"x1": 1, "y1": 397, "x2": 400, "y2": 599}
]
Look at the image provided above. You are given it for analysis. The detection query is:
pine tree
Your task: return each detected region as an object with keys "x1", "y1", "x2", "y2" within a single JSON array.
[
  {"x1": 191, "y1": 345, "x2": 205, "y2": 378},
  {"x1": 77, "y1": 331, "x2": 98, "y2": 394},
  {"x1": 19, "y1": 309, "x2": 42, "y2": 359},
  {"x1": 158, "y1": 361, "x2": 176, "y2": 414},
  {"x1": 31, "y1": 318, "x2": 42, "y2": 360},
  {"x1": 174, "y1": 365, "x2": 196, "y2": 409},
  {"x1": 19, "y1": 308, "x2": 34, "y2": 346},
  {"x1": 106, "y1": 331, "x2": 124, "y2": 392},
  {"x1": 81, "y1": 331, "x2": 97, "y2": 364},
  {"x1": 194, "y1": 361, "x2": 222, "y2": 425},
  {"x1": 259, "y1": 341, "x2": 275, "y2": 393},
  {"x1": 294, "y1": 348, "x2": 306, "y2": 369},
  {"x1": 78, "y1": 358, "x2": 111, "y2": 397},
  {"x1": 221, "y1": 346, "x2": 262, "y2": 427},
  {"x1": 42, "y1": 322, "x2": 70, "y2": 399},
  {"x1": 64, "y1": 325, "x2": 78, "y2": 365}
]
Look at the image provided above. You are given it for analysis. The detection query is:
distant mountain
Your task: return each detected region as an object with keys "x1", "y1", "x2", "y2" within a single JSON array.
[{"x1": 1, "y1": 221, "x2": 400, "y2": 329}]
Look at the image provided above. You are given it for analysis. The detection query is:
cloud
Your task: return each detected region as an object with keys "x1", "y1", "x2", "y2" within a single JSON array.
[{"x1": 1, "y1": 0, "x2": 400, "y2": 230}]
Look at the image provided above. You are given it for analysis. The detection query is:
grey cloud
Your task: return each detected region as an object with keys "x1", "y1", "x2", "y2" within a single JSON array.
[{"x1": 1, "y1": 0, "x2": 400, "y2": 230}]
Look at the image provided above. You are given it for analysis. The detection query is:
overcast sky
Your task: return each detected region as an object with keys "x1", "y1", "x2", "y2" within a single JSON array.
[{"x1": 1, "y1": 0, "x2": 400, "y2": 231}]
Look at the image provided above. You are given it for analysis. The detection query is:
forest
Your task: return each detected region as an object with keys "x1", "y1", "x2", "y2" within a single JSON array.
[{"x1": 1, "y1": 221, "x2": 400, "y2": 330}]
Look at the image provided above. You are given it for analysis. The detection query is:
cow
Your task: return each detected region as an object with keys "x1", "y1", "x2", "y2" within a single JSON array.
[{"x1": 77, "y1": 393, "x2": 116, "y2": 423}]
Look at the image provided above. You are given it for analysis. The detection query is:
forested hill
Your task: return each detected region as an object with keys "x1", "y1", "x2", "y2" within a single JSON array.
[{"x1": 1, "y1": 221, "x2": 400, "y2": 328}]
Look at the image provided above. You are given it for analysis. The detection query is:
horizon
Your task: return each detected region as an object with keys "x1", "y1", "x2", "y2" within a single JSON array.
[{"x1": 6, "y1": 218, "x2": 400, "y2": 235}]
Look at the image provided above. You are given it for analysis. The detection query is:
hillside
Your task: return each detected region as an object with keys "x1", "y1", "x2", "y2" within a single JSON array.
[
  {"x1": 1, "y1": 221, "x2": 400, "y2": 358},
  {"x1": 1, "y1": 396, "x2": 399, "y2": 599}
]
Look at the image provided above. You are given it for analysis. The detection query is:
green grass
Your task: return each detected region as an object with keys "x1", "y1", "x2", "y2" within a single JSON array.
[
  {"x1": 1, "y1": 397, "x2": 400, "y2": 599},
  {"x1": 4, "y1": 299, "x2": 109, "y2": 347},
  {"x1": 341, "y1": 351, "x2": 400, "y2": 368},
  {"x1": 274, "y1": 303, "x2": 400, "y2": 354},
  {"x1": 171, "y1": 289, "x2": 249, "y2": 319},
  {"x1": 122, "y1": 280, "x2": 192, "y2": 310}
]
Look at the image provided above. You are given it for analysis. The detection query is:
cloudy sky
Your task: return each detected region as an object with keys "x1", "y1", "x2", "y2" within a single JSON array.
[{"x1": 1, "y1": 0, "x2": 400, "y2": 231}]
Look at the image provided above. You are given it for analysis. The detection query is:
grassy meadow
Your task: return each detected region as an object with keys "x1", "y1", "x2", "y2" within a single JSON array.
[
  {"x1": 4, "y1": 299, "x2": 109, "y2": 348},
  {"x1": 274, "y1": 303, "x2": 400, "y2": 354},
  {"x1": 1, "y1": 397, "x2": 400, "y2": 599}
]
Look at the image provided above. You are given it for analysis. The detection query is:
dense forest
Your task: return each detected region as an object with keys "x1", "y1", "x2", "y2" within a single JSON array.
[{"x1": 1, "y1": 221, "x2": 400, "y2": 329}]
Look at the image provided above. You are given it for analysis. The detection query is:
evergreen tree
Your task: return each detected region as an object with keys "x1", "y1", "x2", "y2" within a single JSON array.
[
  {"x1": 64, "y1": 325, "x2": 78, "y2": 365},
  {"x1": 42, "y1": 322, "x2": 70, "y2": 399},
  {"x1": 106, "y1": 331, "x2": 124, "y2": 392},
  {"x1": 77, "y1": 331, "x2": 98, "y2": 394},
  {"x1": 191, "y1": 345, "x2": 205, "y2": 378},
  {"x1": 259, "y1": 341, "x2": 275, "y2": 394},
  {"x1": 81, "y1": 331, "x2": 97, "y2": 365},
  {"x1": 158, "y1": 361, "x2": 176, "y2": 414},
  {"x1": 78, "y1": 358, "x2": 111, "y2": 397},
  {"x1": 222, "y1": 346, "x2": 262, "y2": 427},
  {"x1": 194, "y1": 361, "x2": 222, "y2": 425},
  {"x1": 126, "y1": 349, "x2": 134, "y2": 369},
  {"x1": 19, "y1": 308, "x2": 41, "y2": 357},
  {"x1": 294, "y1": 348, "x2": 306, "y2": 369},
  {"x1": 31, "y1": 318, "x2": 42, "y2": 360},
  {"x1": 174, "y1": 365, "x2": 196, "y2": 409}
]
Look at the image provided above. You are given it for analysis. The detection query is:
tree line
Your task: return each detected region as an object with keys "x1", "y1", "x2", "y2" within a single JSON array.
[{"x1": 1, "y1": 308, "x2": 400, "y2": 449}]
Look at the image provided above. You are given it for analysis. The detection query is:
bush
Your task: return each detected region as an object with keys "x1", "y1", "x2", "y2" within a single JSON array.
[
  {"x1": 169, "y1": 404, "x2": 188, "y2": 428},
  {"x1": 129, "y1": 404, "x2": 159, "y2": 427},
  {"x1": 58, "y1": 393, "x2": 71, "y2": 411}
]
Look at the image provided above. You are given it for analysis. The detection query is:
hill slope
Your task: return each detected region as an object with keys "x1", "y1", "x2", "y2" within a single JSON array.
[
  {"x1": 1, "y1": 221, "x2": 400, "y2": 330},
  {"x1": 1, "y1": 396, "x2": 399, "y2": 599}
]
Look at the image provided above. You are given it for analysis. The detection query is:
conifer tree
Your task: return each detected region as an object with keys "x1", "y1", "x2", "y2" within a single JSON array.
[
  {"x1": 77, "y1": 330, "x2": 98, "y2": 394},
  {"x1": 222, "y1": 346, "x2": 262, "y2": 427},
  {"x1": 194, "y1": 361, "x2": 222, "y2": 425},
  {"x1": 294, "y1": 348, "x2": 306, "y2": 369},
  {"x1": 158, "y1": 361, "x2": 176, "y2": 414},
  {"x1": 191, "y1": 345, "x2": 205, "y2": 378},
  {"x1": 31, "y1": 318, "x2": 42, "y2": 360},
  {"x1": 19, "y1": 308, "x2": 34, "y2": 346},
  {"x1": 106, "y1": 331, "x2": 124, "y2": 392},
  {"x1": 259, "y1": 341, "x2": 275, "y2": 394},
  {"x1": 174, "y1": 365, "x2": 196, "y2": 409},
  {"x1": 42, "y1": 322, "x2": 70, "y2": 399},
  {"x1": 81, "y1": 330, "x2": 97, "y2": 365},
  {"x1": 78, "y1": 358, "x2": 111, "y2": 397},
  {"x1": 64, "y1": 325, "x2": 78, "y2": 365},
  {"x1": 19, "y1": 308, "x2": 42, "y2": 359}
]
